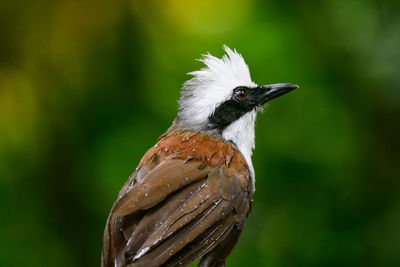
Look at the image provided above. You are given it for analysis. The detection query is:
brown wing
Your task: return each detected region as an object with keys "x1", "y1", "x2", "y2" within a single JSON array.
[{"x1": 102, "y1": 152, "x2": 252, "y2": 267}]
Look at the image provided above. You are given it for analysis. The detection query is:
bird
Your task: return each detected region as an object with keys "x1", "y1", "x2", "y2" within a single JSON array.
[{"x1": 102, "y1": 45, "x2": 298, "y2": 267}]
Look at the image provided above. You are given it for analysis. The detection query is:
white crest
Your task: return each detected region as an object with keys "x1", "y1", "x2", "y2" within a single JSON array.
[
  {"x1": 176, "y1": 45, "x2": 258, "y2": 184},
  {"x1": 177, "y1": 45, "x2": 257, "y2": 128}
]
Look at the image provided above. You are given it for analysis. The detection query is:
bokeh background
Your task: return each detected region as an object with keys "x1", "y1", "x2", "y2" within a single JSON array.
[{"x1": 1, "y1": 0, "x2": 400, "y2": 266}]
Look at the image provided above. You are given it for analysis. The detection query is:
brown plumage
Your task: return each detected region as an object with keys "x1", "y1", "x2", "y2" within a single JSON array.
[{"x1": 102, "y1": 131, "x2": 253, "y2": 267}]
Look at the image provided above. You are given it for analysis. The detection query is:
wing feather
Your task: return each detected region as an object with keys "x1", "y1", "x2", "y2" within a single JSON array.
[
  {"x1": 113, "y1": 158, "x2": 210, "y2": 216},
  {"x1": 102, "y1": 153, "x2": 251, "y2": 267},
  {"x1": 163, "y1": 213, "x2": 237, "y2": 267}
]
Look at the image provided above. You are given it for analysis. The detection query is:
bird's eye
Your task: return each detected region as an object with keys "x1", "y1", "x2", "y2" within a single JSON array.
[{"x1": 234, "y1": 89, "x2": 247, "y2": 100}]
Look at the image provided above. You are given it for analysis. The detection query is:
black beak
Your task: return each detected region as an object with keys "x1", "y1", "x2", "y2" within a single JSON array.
[{"x1": 259, "y1": 83, "x2": 298, "y2": 104}]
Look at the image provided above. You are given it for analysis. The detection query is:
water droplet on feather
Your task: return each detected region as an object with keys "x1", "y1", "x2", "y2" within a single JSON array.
[
  {"x1": 180, "y1": 137, "x2": 189, "y2": 142},
  {"x1": 184, "y1": 155, "x2": 194, "y2": 163}
]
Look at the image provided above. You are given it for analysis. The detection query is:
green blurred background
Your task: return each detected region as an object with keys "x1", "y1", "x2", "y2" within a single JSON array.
[{"x1": 1, "y1": 0, "x2": 399, "y2": 266}]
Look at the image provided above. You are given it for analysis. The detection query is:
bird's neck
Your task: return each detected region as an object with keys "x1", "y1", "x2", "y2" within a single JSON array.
[
  {"x1": 221, "y1": 111, "x2": 256, "y2": 180},
  {"x1": 170, "y1": 111, "x2": 257, "y2": 183}
]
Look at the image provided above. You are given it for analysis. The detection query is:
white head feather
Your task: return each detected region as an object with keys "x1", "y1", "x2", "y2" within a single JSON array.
[
  {"x1": 178, "y1": 45, "x2": 257, "y2": 127},
  {"x1": 176, "y1": 45, "x2": 258, "y2": 181}
]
